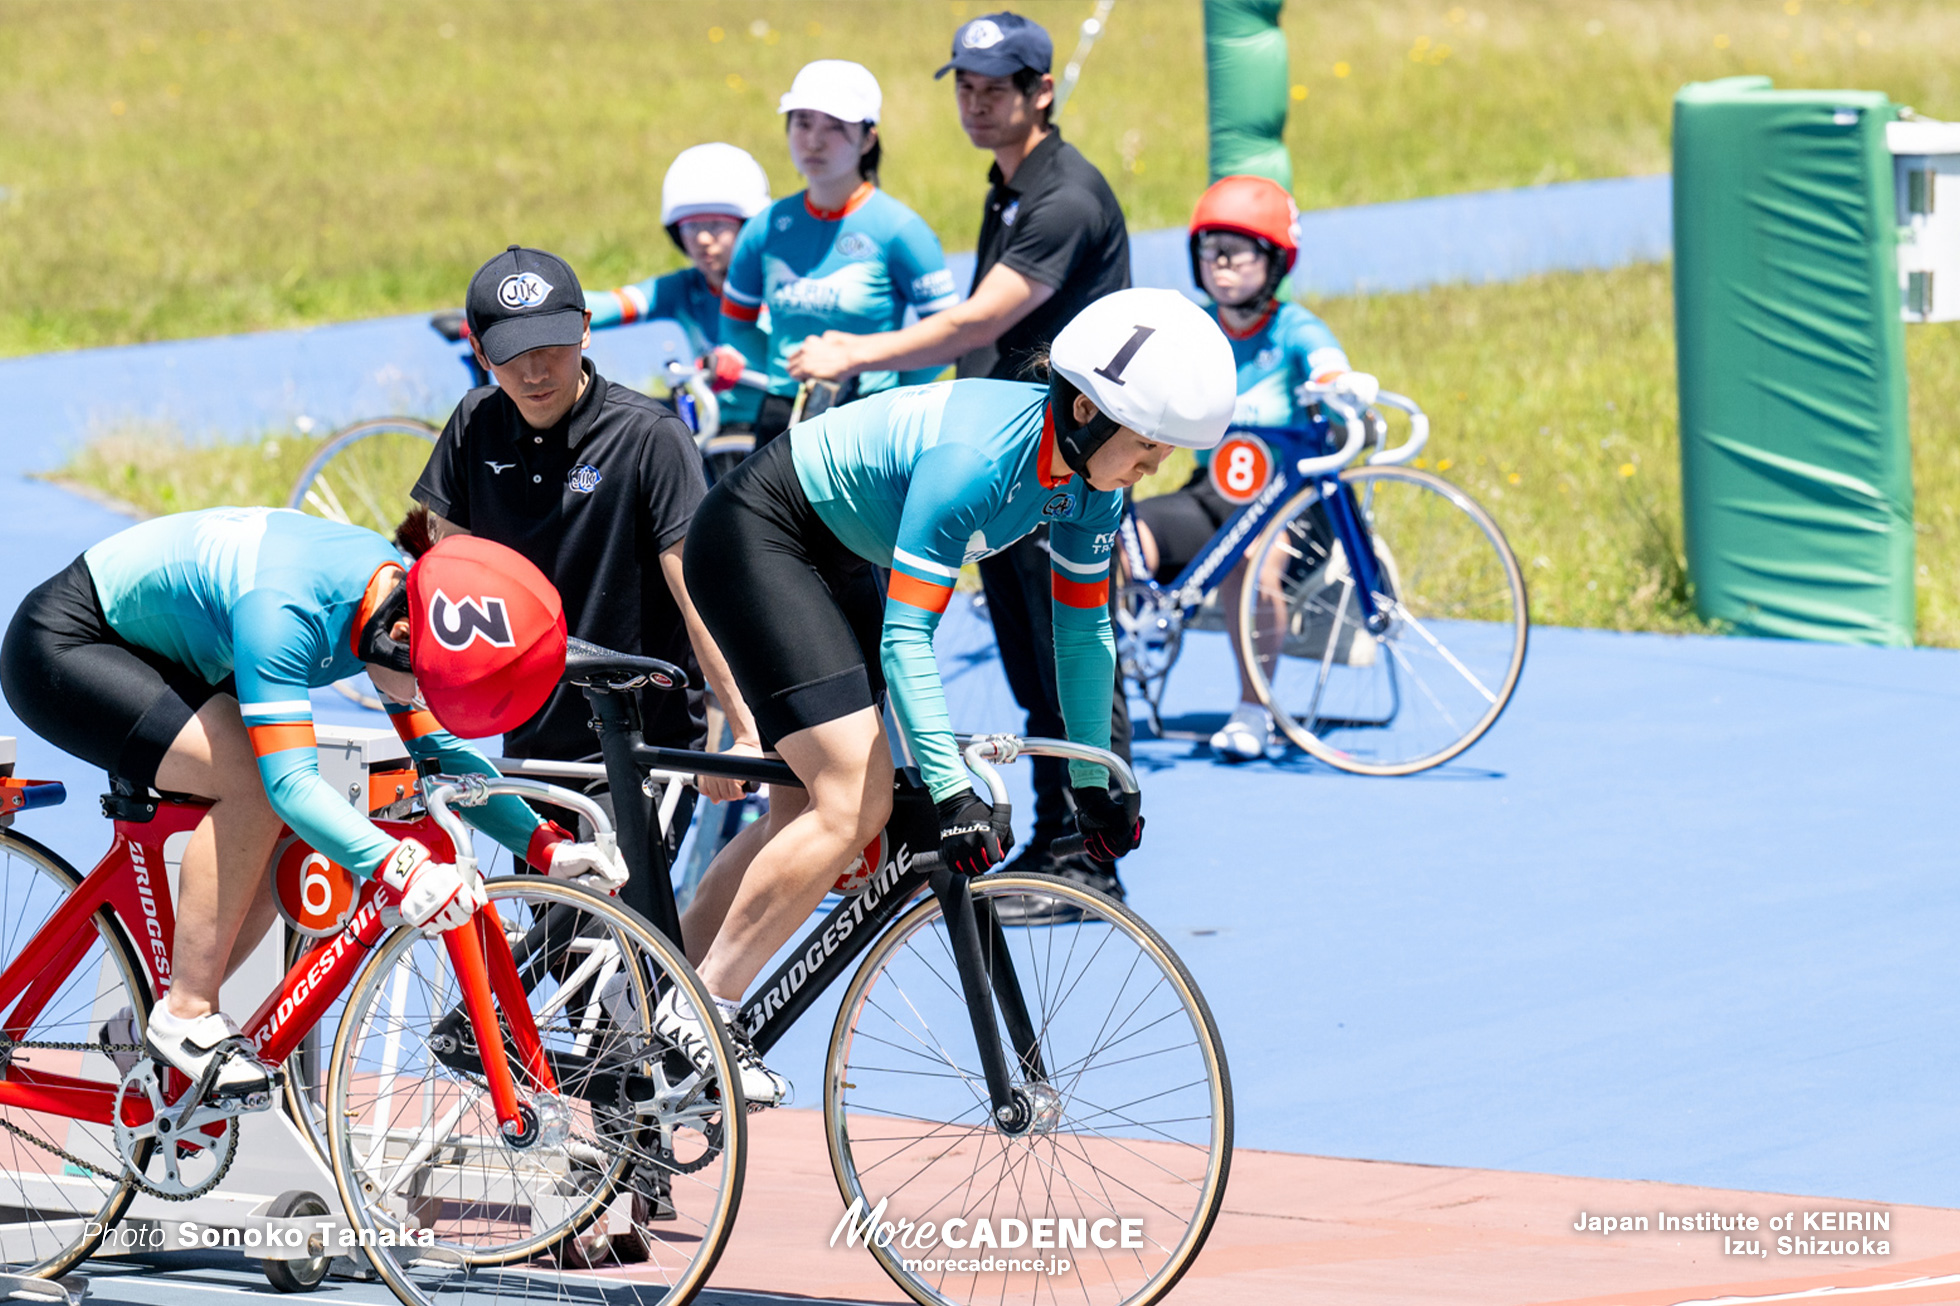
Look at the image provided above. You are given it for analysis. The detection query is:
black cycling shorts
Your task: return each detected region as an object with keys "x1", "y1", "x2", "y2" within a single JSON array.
[
  {"x1": 0, "y1": 556, "x2": 233, "y2": 790},
  {"x1": 683, "y1": 436, "x2": 886, "y2": 750},
  {"x1": 1133, "y1": 469, "x2": 1236, "y2": 583}
]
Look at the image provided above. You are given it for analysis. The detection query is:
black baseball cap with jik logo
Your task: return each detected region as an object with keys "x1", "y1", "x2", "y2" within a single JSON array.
[{"x1": 465, "y1": 245, "x2": 588, "y2": 366}]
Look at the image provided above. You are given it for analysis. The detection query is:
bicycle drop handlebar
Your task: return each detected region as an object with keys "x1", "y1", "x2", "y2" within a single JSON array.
[
  {"x1": 666, "y1": 360, "x2": 773, "y2": 440},
  {"x1": 422, "y1": 774, "x2": 617, "y2": 883}
]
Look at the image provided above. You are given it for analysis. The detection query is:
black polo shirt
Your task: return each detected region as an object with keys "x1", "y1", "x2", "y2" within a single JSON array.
[
  {"x1": 957, "y1": 127, "x2": 1130, "y2": 382},
  {"x1": 412, "y1": 361, "x2": 708, "y2": 757}
]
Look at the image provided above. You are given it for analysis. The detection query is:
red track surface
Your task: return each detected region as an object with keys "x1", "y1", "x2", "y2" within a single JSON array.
[{"x1": 713, "y1": 1110, "x2": 1960, "y2": 1305}]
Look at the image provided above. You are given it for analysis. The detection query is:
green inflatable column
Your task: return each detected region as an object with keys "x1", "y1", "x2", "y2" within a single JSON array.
[
  {"x1": 1674, "y1": 77, "x2": 1913, "y2": 645},
  {"x1": 1205, "y1": 0, "x2": 1292, "y2": 188}
]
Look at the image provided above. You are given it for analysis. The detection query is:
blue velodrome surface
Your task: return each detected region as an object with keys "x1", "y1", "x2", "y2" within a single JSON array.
[
  {"x1": 2, "y1": 460, "x2": 1955, "y2": 1211},
  {"x1": 0, "y1": 175, "x2": 1670, "y2": 453}
]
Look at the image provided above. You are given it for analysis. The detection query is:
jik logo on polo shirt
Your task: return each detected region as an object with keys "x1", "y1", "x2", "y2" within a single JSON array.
[
  {"x1": 498, "y1": 272, "x2": 554, "y2": 311},
  {"x1": 567, "y1": 465, "x2": 603, "y2": 494},
  {"x1": 1042, "y1": 492, "x2": 1075, "y2": 519},
  {"x1": 1000, "y1": 199, "x2": 1020, "y2": 228}
]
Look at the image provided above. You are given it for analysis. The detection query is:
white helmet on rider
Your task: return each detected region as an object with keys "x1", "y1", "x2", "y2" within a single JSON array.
[
  {"x1": 661, "y1": 143, "x2": 772, "y2": 251},
  {"x1": 1047, "y1": 288, "x2": 1238, "y2": 477}
]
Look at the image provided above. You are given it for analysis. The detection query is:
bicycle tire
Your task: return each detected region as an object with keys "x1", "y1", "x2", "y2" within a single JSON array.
[
  {"x1": 325, "y1": 877, "x2": 745, "y2": 1306},
  {"x1": 0, "y1": 830, "x2": 156, "y2": 1279},
  {"x1": 826, "y1": 873, "x2": 1233, "y2": 1306},
  {"x1": 288, "y1": 416, "x2": 438, "y2": 712},
  {"x1": 1238, "y1": 466, "x2": 1528, "y2": 775}
]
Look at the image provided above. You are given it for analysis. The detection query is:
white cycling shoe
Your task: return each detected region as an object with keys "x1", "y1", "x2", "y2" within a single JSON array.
[
  {"x1": 143, "y1": 1006, "x2": 276, "y2": 1105},
  {"x1": 97, "y1": 1005, "x2": 141, "y2": 1077},
  {"x1": 651, "y1": 987, "x2": 791, "y2": 1108},
  {"x1": 1209, "y1": 702, "x2": 1272, "y2": 762}
]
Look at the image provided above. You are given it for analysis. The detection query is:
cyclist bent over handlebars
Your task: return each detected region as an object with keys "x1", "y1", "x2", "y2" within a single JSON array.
[
  {"x1": 0, "y1": 512, "x2": 616, "y2": 1103},
  {"x1": 671, "y1": 288, "x2": 1239, "y2": 1105}
]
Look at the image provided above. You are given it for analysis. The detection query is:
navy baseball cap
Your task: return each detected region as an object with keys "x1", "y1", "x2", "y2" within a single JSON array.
[
  {"x1": 935, "y1": 11, "x2": 1053, "y2": 80},
  {"x1": 465, "y1": 245, "x2": 587, "y2": 366}
]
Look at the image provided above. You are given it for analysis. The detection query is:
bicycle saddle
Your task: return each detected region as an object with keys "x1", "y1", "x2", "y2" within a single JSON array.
[
  {"x1": 428, "y1": 309, "x2": 467, "y2": 343},
  {"x1": 563, "y1": 638, "x2": 691, "y2": 693}
]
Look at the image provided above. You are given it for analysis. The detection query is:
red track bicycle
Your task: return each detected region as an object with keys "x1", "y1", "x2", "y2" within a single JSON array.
[{"x1": 0, "y1": 695, "x2": 745, "y2": 1306}]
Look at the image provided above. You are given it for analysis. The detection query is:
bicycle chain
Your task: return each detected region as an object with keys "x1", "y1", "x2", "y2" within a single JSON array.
[{"x1": 0, "y1": 1037, "x2": 239, "y2": 1201}]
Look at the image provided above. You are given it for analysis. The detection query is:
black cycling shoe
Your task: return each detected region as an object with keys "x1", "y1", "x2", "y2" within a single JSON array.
[{"x1": 991, "y1": 852, "x2": 1126, "y2": 927}]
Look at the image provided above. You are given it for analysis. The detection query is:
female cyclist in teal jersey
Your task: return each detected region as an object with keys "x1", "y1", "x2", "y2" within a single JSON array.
[
  {"x1": 586, "y1": 143, "x2": 772, "y2": 430},
  {"x1": 1132, "y1": 175, "x2": 1382, "y2": 761},
  {"x1": 718, "y1": 60, "x2": 960, "y2": 443},
  {"x1": 0, "y1": 510, "x2": 621, "y2": 1101},
  {"x1": 664, "y1": 289, "x2": 1238, "y2": 1103}
]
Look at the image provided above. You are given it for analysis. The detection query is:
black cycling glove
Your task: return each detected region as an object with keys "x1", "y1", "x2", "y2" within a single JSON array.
[
  {"x1": 935, "y1": 793, "x2": 1011, "y2": 877},
  {"x1": 1070, "y1": 784, "x2": 1144, "y2": 863}
]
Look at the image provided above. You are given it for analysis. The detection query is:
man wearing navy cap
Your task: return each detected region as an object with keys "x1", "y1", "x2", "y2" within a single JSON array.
[
  {"x1": 785, "y1": 13, "x2": 1133, "y2": 921},
  {"x1": 413, "y1": 246, "x2": 761, "y2": 916}
]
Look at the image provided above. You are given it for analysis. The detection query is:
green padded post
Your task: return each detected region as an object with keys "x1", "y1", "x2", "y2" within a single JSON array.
[
  {"x1": 1674, "y1": 77, "x2": 1912, "y2": 644},
  {"x1": 1205, "y1": 0, "x2": 1292, "y2": 188}
]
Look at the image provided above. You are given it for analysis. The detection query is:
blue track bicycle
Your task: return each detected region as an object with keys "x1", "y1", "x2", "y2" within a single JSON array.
[{"x1": 1117, "y1": 384, "x2": 1528, "y2": 775}]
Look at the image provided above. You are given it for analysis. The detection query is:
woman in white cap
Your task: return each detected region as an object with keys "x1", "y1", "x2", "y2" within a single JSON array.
[
  {"x1": 717, "y1": 60, "x2": 961, "y2": 443},
  {"x1": 586, "y1": 142, "x2": 773, "y2": 431},
  {"x1": 655, "y1": 289, "x2": 1238, "y2": 1102}
]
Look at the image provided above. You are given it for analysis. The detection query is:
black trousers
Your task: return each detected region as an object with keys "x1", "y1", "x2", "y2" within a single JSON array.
[{"x1": 977, "y1": 529, "x2": 1132, "y2": 852}]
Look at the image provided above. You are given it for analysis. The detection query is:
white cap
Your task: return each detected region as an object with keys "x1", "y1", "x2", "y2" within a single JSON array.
[
  {"x1": 661, "y1": 143, "x2": 772, "y2": 227},
  {"x1": 1050, "y1": 289, "x2": 1238, "y2": 451},
  {"x1": 778, "y1": 60, "x2": 882, "y2": 125}
]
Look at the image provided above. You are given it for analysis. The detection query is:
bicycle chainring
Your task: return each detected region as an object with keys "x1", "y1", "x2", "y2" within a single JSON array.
[{"x1": 111, "y1": 1061, "x2": 240, "y2": 1200}]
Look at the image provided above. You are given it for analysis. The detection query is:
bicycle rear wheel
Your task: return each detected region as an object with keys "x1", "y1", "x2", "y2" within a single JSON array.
[
  {"x1": 826, "y1": 874, "x2": 1232, "y2": 1306},
  {"x1": 288, "y1": 416, "x2": 437, "y2": 712},
  {"x1": 1240, "y1": 466, "x2": 1528, "y2": 775},
  {"x1": 326, "y1": 877, "x2": 744, "y2": 1306},
  {"x1": 287, "y1": 417, "x2": 438, "y2": 535},
  {"x1": 0, "y1": 830, "x2": 154, "y2": 1278}
]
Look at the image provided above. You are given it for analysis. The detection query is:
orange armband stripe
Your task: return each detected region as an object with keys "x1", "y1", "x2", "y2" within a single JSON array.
[
  {"x1": 391, "y1": 708, "x2": 443, "y2": 741},
  {"x1": 720, "y1": 293, "x2": 761, "y2": 324},
  {"x1": 248, "y1": 722, "x2": 317, "y2": 757},
  {"x1": 888, "y1": 572, "x2": 953, "y2": 614},
  {"x1": 1052, "y1": 573, "x2": 1109, "y2": 609}
]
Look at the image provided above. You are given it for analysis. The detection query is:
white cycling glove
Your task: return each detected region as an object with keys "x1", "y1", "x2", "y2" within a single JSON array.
[
  {"x1": 546, "y1": 840, "x2": 630, "y2": 893},
  {"x1": 1322, "y1": 370, "x2": 1380, "y2": 413},
  {"x1": 378, "y1": 839, "x2": 485, "y2": 937}
]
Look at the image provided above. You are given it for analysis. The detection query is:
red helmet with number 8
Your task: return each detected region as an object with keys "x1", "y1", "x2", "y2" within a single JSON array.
[
  {"x1": 1188, "y1": 175, "x2": 1301, "y2": 305},
  {"x1": 407, "y1": 535, "x2": 567, "y2": 739}
]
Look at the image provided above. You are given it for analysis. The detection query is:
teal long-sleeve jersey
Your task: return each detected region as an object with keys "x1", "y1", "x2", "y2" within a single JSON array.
[
  {"x1": 83, "y1": 508, "x2": 548, "y2": 875},
  {"x1": 788, "y1": 380, "x2": 1120, "y2": 800}
]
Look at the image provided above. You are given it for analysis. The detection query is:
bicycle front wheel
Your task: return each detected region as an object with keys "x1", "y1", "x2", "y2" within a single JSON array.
[
  {"x1": 326, "y1": 877, "x2": 745, "y2": 1306},
  {"x1": 826, "y1": 874, "x2": 1232, "y2": 1306},
  {"x1": 1240, "y1": 466, "x2": 1528, "y2": 775},
  {"x1": 0, "y1": 830, "x2": 154, "y2": 1278}
]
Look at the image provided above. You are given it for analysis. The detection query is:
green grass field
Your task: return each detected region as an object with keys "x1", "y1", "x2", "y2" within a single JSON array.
[
  {"x1": 2, "y1": 0, "x2": 1955, "y2": 354},
  {"x1": 55, "y1": 263, "x2": 1960, "y2": 644}
]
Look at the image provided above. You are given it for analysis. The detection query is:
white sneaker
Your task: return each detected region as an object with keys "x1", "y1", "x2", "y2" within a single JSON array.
[
  {"x1": 144, "y1": 1007, "x2": 275, "y2": 1105},
  {"x1": 1209, "y1": 703, "x2": 1272, "y2": 762},
  {"x1": 651, "y1": 988, "x2": 790, "y2": 1108},
  {"x1": 97, "y1": 1005, "x2": 141, "y2": 1077}
]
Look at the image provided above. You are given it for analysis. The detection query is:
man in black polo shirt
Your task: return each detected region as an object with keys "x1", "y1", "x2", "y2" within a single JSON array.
[
  {"x1": 412, "y1": 246, "x2": 759, "y2": 924},
  {"x1": 782, "y1": 13, "x2": 1133, "y2": 913}
]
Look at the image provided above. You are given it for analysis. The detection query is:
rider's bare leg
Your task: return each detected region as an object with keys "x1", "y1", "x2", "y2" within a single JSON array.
[
  {"x1": 679, "y1": 783, "x2": 809, "y2": 966},
  {"x1": 153, "y1": 696, "x2": 285, "y2": 1022},
  {"x1": 693, "y1": 709, "x2": 892, "y2": 1001}
]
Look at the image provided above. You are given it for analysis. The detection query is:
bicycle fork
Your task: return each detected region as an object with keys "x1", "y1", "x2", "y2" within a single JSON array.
[
  {"x1": 930, "y1": 861, "x2": 1051, "y2": 1134},
  {"x1": 1321, "y1": 476, "x2": 1392, "y2": 634}
]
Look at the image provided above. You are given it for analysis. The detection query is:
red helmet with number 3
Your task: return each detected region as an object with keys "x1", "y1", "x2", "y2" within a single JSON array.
[
  {"x1": 407, "y1": 535, "x2": 567, "y2": 739},
  {"x1": 1188, "y1": 175, "x2": 1301, "y2": 305}
]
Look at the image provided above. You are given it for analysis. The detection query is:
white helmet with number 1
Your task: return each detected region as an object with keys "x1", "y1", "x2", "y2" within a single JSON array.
[
  {"x1": 1048, "y1": 288, "x2": 1237, "y2": 475},
  {"x1": 661, "y1": 143, "x2": 772, "y2": 240}
]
